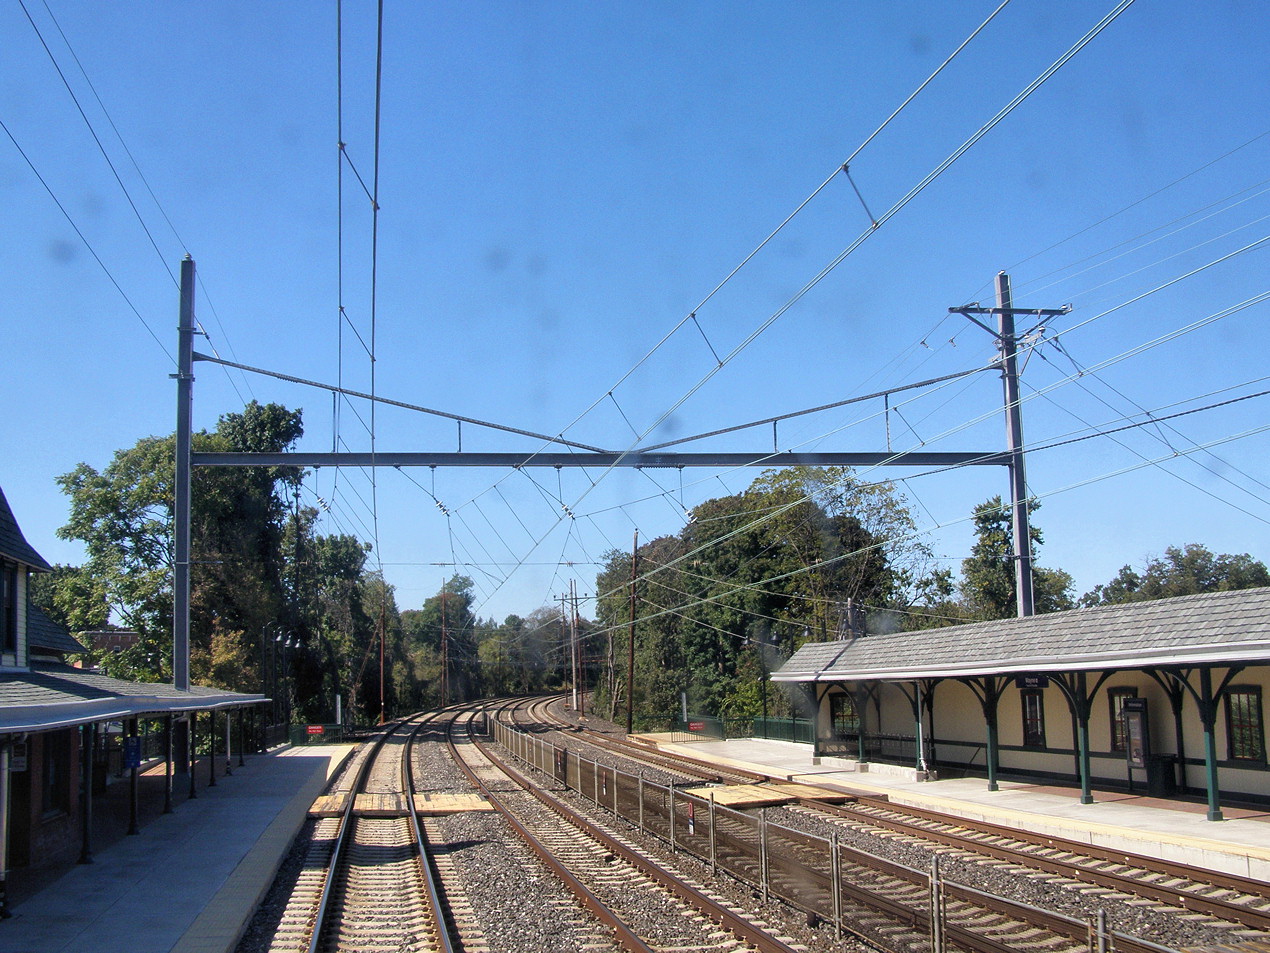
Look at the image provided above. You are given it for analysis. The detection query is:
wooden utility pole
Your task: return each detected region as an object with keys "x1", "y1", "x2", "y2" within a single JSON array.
[
  {"x1": 377, "y1": 599, "x2": 386, "y2": 723},
  {"x1": 571, "y1": 579, "x2": 584, "y2": 714},
  {"x1": 440, "y1": 579, "x2": 449, "y2": 707},
  {"x1": 626, "y1": 530, "x2": 638, "y2": 735}
]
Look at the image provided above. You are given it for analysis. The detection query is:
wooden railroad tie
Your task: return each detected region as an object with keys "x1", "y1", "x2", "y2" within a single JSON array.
[
  {"x1": 307, "y1": 792, "x2": 494, "y2": 818},
  {"x1": 680, "y1": 781, "x2": 853, "y2": 808}
]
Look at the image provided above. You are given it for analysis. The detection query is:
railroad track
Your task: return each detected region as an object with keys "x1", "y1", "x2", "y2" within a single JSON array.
[
  {"x1": 490, "y1": 696, "x2": 1270, "y2": 953},
  {"x1": 447, "y1": 703, "x2": 810, "y2": 953},
  {"x1": 265, "y1": 716, "x2": 456, "y2": 953},
  {"x1": 525, "y1": 694, "x2": 1270, "y2": 938},
  {"x1": 822, "y1": 798, "x2": 1270, "y2": 934}
]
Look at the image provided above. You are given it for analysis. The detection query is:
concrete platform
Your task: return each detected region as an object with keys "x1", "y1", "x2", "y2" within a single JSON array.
[
  {"x1": 0, "y1": 744, "x2": 354, "y2": 953},
  {"x1": 642, "y1": 735, "x2": 1270, "y2": 883}
]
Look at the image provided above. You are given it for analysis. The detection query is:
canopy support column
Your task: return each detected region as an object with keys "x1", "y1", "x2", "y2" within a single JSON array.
[
  {"x1": 78, "y1": 723, "x2": 95, "y2": 864},
  {"x1": 163, "y1": 715, "x2": 174, "y2": 814},
  {"x1": 188, "y1": 715, "x2": 198, "y2": 801},
  {"x1": 1075, "y1": 672, "x2": 1093, "y2": 805},
  {"x1": 1199, "y1": 667, "x2": 1224, "y2": 822},
  {"x1": 208, "y1": 711, "x2": 217, "y2": 787},
  {"x1": 0, "y1": 740, "x2": 12, "y2": 918},
  {"x1": 127, "y1": 718, "x2": 140, "y2": 835}
]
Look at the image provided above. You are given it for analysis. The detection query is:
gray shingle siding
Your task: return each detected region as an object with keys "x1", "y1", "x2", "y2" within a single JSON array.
[{"x1": 0, "y1": 487, "x2": 52, "y2": 571}]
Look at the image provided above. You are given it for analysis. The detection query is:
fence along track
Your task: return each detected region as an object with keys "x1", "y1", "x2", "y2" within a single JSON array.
[
  {"x1": 491, "y1": 713, "x2": 1195, "y2": 953},
  {"x1": 266, "y1": 716, "x2": 456, "y2": 953},
  {"x1": 534, "y1": 695, "x2": 1270, "y2": 937},
  {"x1": 837, "y1": 798, "x2": 1270, "y2": 934},
  {"x1": 447, "y1": 707, "x2": 807, "y2": 953}
]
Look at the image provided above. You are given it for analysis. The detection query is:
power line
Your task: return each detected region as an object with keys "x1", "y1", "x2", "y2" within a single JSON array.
[{"x1": 0, "y1": 116, "x2": 173, "y2": 363}]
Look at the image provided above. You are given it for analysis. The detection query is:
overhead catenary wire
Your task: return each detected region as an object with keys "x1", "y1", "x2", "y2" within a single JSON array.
[
  {"x1": 582, "y1": 421, "x2": 1270, "y2": 643},
  {"x1": 458, "y1": 3, "x2": 1141, "y2": 612},
  {"x1": 29, "y1": 0, "x2": 255, "y2": 404},
  {"x1": 0, "y1": 116, "x2": 174, "y2": 363},
  {"x1": 583, "y1": 282, "x2": 1270, "y2": 609},
  {"x1": 449, "y1": 1, "x2": 1023, "y2": 519}
]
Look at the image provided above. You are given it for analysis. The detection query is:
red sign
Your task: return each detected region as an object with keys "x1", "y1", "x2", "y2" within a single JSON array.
[
  {"x1": 306, "y1": 725, "x2": 325, "y2": 735},
  {"x1": 688, "y1": 721, "x2": 705, "y2": 732}
]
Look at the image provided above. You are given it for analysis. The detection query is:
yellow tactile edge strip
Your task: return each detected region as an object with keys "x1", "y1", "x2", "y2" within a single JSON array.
[{"x1": 169, "y1": 744, "x2": 357, "y2": 953}]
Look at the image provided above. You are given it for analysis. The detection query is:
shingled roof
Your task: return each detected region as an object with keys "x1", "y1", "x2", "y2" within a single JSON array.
[
  {"x1": 0, "y1": 486, "x2": 51, "y2": 571},
  {"x1": 26, "y1": 604, "x2": 87, "y2": 656},
  {"x1": 0, "y1": 661, "x2": 266, "y2": 733},
  {"x1": 771, "y1": 587, "x2": 1270, "y2": 683}
]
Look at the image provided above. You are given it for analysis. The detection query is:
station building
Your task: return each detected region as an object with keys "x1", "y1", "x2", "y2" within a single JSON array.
[
  {"x1": 771, "y1": 589, "x2": 1270, "y2": 819},
  {"x1": 0, "y1": 485, "x2": 264, "y2": 912}
]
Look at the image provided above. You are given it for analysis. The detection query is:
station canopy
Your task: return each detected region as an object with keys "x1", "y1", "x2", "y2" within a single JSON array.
[
  {"x1": 771, "y1": 587, "x2": 1270, "y2": 684},
  {"x1": 0, "y1": 662, "x2": 265, "y2": 734}
]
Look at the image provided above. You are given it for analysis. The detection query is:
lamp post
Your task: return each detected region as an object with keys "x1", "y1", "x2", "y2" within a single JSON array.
[{"x1": 273, "y1": 632, "x2": 283, "y2": 728}]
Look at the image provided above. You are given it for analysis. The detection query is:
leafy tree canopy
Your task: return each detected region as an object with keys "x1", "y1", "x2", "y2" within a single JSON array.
[
  {"x1": 1080, "y1": 543, "x2": 1269, "y2": 606},
  {"x1": 958, "y1": 495, "x2": 1073, "y2": 621}
]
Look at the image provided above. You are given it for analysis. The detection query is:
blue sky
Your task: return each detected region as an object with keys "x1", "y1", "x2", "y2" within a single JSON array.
[{"x1": 3, "y1": 1, "x2": 1268, "y2": 624}]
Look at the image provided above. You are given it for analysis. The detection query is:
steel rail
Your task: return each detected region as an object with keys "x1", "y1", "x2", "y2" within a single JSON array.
[
  {"x1": 403, "y1": 716, "x2": 457, "y2": 953},
  {"x1": 458, "y1": 706, "x2": 810, "y2": 953},
  {"x1": 842, "y1": 797, "x2": 1270, "y2": 932},
  {"x1": 492, "y1": 711, "x2": 1082, "y2": 953},
  {"x1": 307, "y1": 721, "x2": 400, "y2": 953},
  {"x1": 766, "y1": 817, "x2": 1162, "y2": 953},
  {"x1": 502, "y1": 699, "x2": 1193, "y2": 953},
  {"x1": 443, "y1": 709, "x2": 657, "y2": 953},
  {"x1": 306, "y1": 715, "x2": 453, "y2": 953},
  {"x1": 542, "y1": 697, "x2": 1268, "y2": 934}
]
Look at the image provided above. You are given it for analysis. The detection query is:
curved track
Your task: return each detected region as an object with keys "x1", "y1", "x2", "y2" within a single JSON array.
[
  {"x1": 448, "y1": 701, "x2": 808, "y2": 953},
  {"x1": 499, "y1": 694, "x2": 1270, "y2": 953}
]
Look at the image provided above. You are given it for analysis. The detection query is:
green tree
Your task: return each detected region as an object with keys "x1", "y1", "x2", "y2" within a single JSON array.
[
  {"x1": 56, "y1": 401, "x2": 304, "y2": 682},
  {"x1": 593, "y1": 466, "x2": 916, "y2": 726},
  {"x1": 401, "y1": 576, "x2": 479, "y2": 705},
  {"x1": 1081, "y1": 543, "x2": 1270, "y2": 606},
  {"x1": 959, "y1": 496, "x2": 1073, "y2": 620},
  {"x1": 291, "y1": 528, "x2": 373, "y2": 723},
  {"x1": 27, "y1": 563, "x2": 110, "y2": 634}
]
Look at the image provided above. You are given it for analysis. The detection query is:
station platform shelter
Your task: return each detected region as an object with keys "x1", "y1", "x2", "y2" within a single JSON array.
[
  {"x1": 769, "y1": 588, "x2": 1270, "y2": 822},
  {"x1": 0, "y1": 485, "x2": 274, "y2": 921},
  {"x1": 0, "y1": 742, "x2": 352, "y2": 953}
]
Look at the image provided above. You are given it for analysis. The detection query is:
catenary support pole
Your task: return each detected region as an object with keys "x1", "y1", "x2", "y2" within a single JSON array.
[
  {"x1": 996, "y1": 272, "x2": 1035, "y2": 618},
  {"x1": 174, "y1": 257, "x2": 195, "y2": 779},
  {"x1": 175, "y1": 256, "x2": 195, "y2": 690}
]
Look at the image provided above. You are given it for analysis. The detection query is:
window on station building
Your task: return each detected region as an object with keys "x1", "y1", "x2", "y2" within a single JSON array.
[
  {"x1": 1225, "y1": 687, "x2": 1265, "y2": 763},
  {"x1": 1108, "y1": 687, "x2": 1138, "y2": 752},
  {"x1": 1021, "y1": 689, "x2": 1046, "y2": 748},
  {"x1": 830, "y1": 693, "x2": 858, "y2": 733},
  {"x1": 1, "y1": 561, "x2": 17, "y2": 654}
]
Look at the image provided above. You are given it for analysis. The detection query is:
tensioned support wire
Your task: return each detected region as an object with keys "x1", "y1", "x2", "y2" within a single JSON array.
[{"x1": 192, "y1": 352, "x2": 611, "y2": 453}]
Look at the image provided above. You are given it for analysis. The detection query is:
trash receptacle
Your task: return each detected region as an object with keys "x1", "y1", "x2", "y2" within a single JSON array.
[{"x1": 1146, "y1": 755, "x2": 1176, "y2": 797}]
